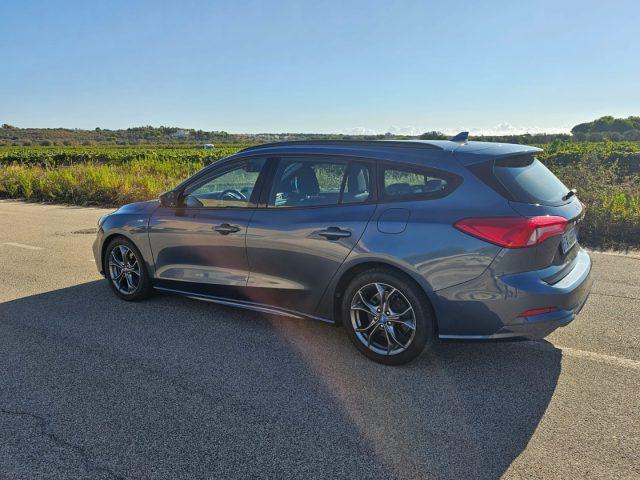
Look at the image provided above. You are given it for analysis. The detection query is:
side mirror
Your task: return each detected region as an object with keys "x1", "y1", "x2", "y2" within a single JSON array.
[{"x1": 159, "y1": 190, "x2": 179, "y2": 208}]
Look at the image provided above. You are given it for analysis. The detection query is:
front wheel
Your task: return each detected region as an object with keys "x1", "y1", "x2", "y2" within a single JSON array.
[
  {"x1": 342, "y1": 269, "x2": 434, "y2": 365},
  {"x1": 104, "y1": 237, "x2": 153, "y2": 301}
]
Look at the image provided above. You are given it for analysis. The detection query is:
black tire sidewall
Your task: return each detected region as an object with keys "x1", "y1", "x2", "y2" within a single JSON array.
[
  {"x1": 104, "y1": 237, "x2": 152, "y2": 301},
  {"x1": 342, "y1": 269, "x2": 434, "y2": 365}
]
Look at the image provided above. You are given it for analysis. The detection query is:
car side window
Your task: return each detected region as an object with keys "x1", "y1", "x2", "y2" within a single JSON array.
[
  {"x1": 183, "y1": 158, "x2": 266, "y2": 208},
  {"x1": 382, "y1": 164, "x2": 454, "y2": 201},
  {"x1": 268, "y1": 158, "x2": 372, "y2": 208},
  {"x1": 342, "y1": 162, "x2": 373, "y2": 204}
]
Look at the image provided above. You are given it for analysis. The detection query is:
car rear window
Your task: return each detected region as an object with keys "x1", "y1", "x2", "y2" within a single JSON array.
[{"x1": 493, "y1": 155, "x2": 569, "y2": 206}]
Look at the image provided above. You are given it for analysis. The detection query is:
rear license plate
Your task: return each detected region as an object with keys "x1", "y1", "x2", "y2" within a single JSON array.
[{"x1": 561, "y1": 227, "x2": 577, "y2": 254}]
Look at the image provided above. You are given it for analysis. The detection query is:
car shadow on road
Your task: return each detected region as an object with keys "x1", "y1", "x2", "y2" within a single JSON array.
[{"x1": 0, "y1": 281, "x2": 562, "y2": 480}]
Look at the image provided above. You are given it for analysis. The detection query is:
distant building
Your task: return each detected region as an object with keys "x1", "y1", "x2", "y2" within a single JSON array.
[{"x1": 203, "y1": 144, "x2": 215, "y2": 150}]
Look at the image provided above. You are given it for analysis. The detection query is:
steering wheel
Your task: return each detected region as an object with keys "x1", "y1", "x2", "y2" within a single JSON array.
[{"x1": 220, "y1": 189, "x2": 247, "y2": 201}]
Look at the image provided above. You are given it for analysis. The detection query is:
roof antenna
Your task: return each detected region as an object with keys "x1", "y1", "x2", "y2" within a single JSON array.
[{"x1": 449, "y1": 131, "x2": 469, "y2": 144}]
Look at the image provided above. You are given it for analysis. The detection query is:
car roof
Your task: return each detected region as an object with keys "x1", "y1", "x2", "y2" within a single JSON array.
[{"x1": 223, "y1": 139, "x2": 543, "y2": 168}]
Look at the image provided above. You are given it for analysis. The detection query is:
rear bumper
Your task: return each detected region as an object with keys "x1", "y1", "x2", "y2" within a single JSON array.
[{"x1": 434, "y1": 248, "x2": 593, "y2": 340}]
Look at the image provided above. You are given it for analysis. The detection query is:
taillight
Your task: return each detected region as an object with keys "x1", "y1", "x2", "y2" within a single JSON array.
[{"x1": 454, "y1": 216, "x2": 568, "y2": 248}]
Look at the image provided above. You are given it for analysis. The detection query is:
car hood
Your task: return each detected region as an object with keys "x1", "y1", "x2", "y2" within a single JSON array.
[{"x1": 114, "y1": 199, "x2": 160, "y2": 215}]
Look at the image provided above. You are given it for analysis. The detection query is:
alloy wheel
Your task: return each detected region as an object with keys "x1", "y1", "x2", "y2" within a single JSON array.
[
  {"x1": 108, "y1": 245, "x2": 141, "y2": 295},
  {"x1": 350, "y1": 282, "x2": 417, "y2": 356}
]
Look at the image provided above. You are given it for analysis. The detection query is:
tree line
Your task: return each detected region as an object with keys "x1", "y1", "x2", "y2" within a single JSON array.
[{"x1": 2, "y1": 115, "x2": 639, "y2": 146}]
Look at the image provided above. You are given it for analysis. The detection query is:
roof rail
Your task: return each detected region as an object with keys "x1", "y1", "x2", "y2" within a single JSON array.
[{"x1": 240, "y1": 139, "x2": 444, "y2": 153}]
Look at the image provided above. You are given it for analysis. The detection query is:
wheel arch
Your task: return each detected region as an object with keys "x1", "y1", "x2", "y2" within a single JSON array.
[
  {"x1": 328, "y1": 259, "x2": 439, "y2": 333},
  {"x1": 101, "y1": 232, "x2": 137, "y2": 272}
]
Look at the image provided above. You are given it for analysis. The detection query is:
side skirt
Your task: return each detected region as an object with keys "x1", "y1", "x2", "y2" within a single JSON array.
[
  {"x1": 153, "y1": 286, "x2": 335, "y2": 325},
  {"x1": 438, "y1": 333, "x2": 521, "y2": 340}
]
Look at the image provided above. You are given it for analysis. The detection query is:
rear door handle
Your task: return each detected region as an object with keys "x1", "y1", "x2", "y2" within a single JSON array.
[
  {"x1": 317, "y1": 227, "x2": 352, "y2": 240},
  {"x1": 213, "y1": 223, "x2": 241, "y2": 235}
]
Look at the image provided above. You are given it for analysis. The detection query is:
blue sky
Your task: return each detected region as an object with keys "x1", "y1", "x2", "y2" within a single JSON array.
[{"x1": 1, "y1": 0, "x2": 639, "y2": 134}]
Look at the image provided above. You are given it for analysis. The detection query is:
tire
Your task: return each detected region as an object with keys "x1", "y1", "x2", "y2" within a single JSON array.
[
  {"x1": 103, "y1": 237, "x2": 153, "y2": 301},
  {"x1": 341, "y1": 268, "x2": 434, "y2": 365}
]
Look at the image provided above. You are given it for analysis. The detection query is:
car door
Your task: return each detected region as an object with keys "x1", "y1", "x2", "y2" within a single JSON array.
[
  {"x1": 148, "y1": 157, "x2": 267, "y2": 297},
  {"x1": 245, "y1": 156, "x2": 377, "y2": 316}
]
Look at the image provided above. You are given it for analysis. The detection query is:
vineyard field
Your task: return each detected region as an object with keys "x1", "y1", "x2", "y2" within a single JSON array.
[{"x1": 1, "y1": 142, "x2": 639, "y2": 248}]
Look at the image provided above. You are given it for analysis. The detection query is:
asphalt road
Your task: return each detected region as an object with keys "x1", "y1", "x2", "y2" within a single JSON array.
[{"x1": 0, "y1": 200, "x2": 638, "y2": 480}]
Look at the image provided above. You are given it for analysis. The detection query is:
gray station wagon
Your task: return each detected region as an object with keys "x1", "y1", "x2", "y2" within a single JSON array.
[{"x1": 93, "y1": 134, "x2": 593, "y2": 364}]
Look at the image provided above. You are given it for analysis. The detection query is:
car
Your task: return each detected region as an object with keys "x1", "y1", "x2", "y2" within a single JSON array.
[{"x1": 93, "y1": 133, "x2": 593, "y2": 365}]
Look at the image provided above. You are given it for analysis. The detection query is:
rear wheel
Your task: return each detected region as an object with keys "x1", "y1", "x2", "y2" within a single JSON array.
[
  {"x1": 342, "y1": 269, "x2": 434, "y2": 365},
  {"x1": 104, "y1": 237, "x2": 153, "y2": 301}
]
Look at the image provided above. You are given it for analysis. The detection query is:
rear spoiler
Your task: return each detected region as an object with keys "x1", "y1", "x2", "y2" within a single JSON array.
[{"x1": 454, "y1": 143, "x2": 543, "y2": 166}]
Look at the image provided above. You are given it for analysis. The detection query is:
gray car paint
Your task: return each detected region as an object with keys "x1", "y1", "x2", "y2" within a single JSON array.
[
  {"x1": 245, "y1": 203, "x2": 377, "y2": 314},
  {"x1": 434, "y1": 248, "x2": 592, "y2": 338},
  {"x1": 94, "y1": 139, "x2": 593, "y2": 340},
  {"x1": 95, "y1": 200, "x2": 159, "y2": 277},
  {"x1": 148, "y1": 207, "x2": 254, "y2": 287}
]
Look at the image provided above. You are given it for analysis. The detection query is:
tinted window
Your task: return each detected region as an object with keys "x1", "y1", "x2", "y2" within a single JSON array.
[
  {"x1": 342, "y1": 162, "x2": 373, "y2": 204},
  {"x1": 493, "y1": 156, "x2": 569, "y2": 206},
  {"x1": 383, "y1": 165, "x2": 451, "y2": 200},
  {"x1": 184, "y1": 159, "x2": 266, "y2": 208},
  {"x1": 268, "y1": 158, "x2": 372, "y2": 207}
]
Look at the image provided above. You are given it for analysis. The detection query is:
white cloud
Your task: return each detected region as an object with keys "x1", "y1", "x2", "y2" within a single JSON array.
[
  {"x1": 343, "y1": 127, "x2": 379, "y2": 135},
  {"x1": 342, "y1": 125, "x2": 425, "y2": 136},
  {"x1": 465, "y1": 123, "x2": 570, "y2": 136},
  {"x1": 387, "y1": 125, "x2": 425, "y2": 136},
  {"x1": 341, "y1": 122, "x2": 571, "y2": 137}
]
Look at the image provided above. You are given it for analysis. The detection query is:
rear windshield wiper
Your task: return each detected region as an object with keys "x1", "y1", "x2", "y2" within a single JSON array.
[{"x1": 562, "y1": 188, "x2": 577, "y2": 201}]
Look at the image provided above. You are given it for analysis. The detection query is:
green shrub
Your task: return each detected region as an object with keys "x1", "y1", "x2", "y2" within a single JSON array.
[{"x1": 550, "y1": 155, "x2": 640, "y2": 248}]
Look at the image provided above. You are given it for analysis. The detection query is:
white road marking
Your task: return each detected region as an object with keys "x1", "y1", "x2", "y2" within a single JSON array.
[
  {"x1": 0, "y1": 242, "x2": 44, "y2": 251},
  {"x1": 559, "y1": 345, "x2": 640, "y2": 371},
  {"x1": 527, "y1": 341, "x2": 640, "y2": 371},
  {"x1": 586, "y1": 249, "x2": 640, "y2": 260}
]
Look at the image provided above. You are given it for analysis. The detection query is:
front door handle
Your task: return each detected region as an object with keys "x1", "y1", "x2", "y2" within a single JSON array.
[
  {"x1": 213, "y1": 223, "x2": 241, "y2": 235},
  {"x1": 317, "y1": 227, "x2": 352, "y2": 240}
]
